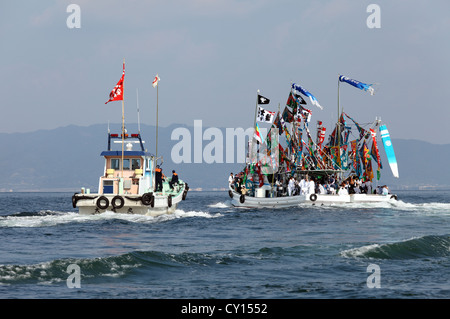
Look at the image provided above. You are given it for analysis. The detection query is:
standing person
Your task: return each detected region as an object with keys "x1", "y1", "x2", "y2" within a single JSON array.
[
  {"x1": 308, "y1": 178, "x2": 315, "y2": 194},
  {"x1": 300, "y1": 176, "x2": 308, "y2": 195},
  {"x1": 288, "y1": 177, "x2": 295, "y2": 196},
  {"x1": 228, "y1": 173, "x2": 234, "y2": 184},
  {"x1": 169, "y1": 170, "x2": 179, "y2": 189},
  {"x1": 155, "y1": 165, "x2": 164, "y2": 192},
  {"x1": 366, "y1": 179, "x2": 373, "y2": 194}
]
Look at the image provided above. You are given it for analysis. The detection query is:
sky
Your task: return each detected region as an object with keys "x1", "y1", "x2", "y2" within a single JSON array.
[{"x1": 1, "y1": 0, "x2": 449, "y2": 144}]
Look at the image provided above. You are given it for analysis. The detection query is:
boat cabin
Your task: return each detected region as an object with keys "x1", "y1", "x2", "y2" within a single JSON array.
[{"x1": 98, "y1": 133, "x2": 155, "y2": 195}]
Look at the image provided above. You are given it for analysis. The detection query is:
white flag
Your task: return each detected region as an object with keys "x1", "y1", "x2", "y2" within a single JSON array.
[
  {"x1": 152, "y1": 74, "x2": 160, "y2": 88},
  {"x1": 257, "y1": 106, "x2": 275, "y2": 123}
]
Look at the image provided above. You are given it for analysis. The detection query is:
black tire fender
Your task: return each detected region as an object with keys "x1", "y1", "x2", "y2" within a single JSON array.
[
  {"x1": 168, "y1": 194, "x2": 172, "y2": 207},
  {"x1": 182, "y1": 189, "x2": 188, "y2": 200},
  {"x1": 239, "y1": 194, "x2": 245, "y2": 204},
  {"x1": 72, "y1": 193, "x2": 78, "y2": 208},
  {"x1": 112, "y1": 196, "x2": 125, "y2": 209},
  {"x1": 141, "y1": 193, "x2": 153, "y2": 206},
  {"x1": 96, "y1": 196, "x2": 109, "y2": 210},
  {"x1": 228, "y1": 190, "x2": 233, "y2": 198},
  {"x1": 310, "y1": 194, "x2": 317, "y2": 202}
]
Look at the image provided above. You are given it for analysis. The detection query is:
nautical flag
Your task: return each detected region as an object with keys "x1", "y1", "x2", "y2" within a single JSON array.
[
  {"x1": 152, "y1": 74, "x2": 160, "y2": 88},
  {"x1": 254, "y1": 123, "x2": 264, "y2": 144},
  {"x1": 339, "y1": 75, "x2": 375, "y2": 95},
  {"x1": 257, "y1": 106, "x2": 275, "y2": 123},
  {"x1": 291, "y1": 83, "x2": 323, "y2": 109},
  {"x1": 273, "y1": 112, "x2": 283, "y2": 135},
  {"x1": 370, "y1": 128, "x2": 382, "y2": 170},
  {"x1": 105, "y1": 62, "x2": 125, "y2": 104},
  {"x1": 293, "y1": 92, "x2": 307, "y2": 105},
  {"x1": 300, "y1": 106, "x2": 312, "y2": 122},
  {"x1": 257, "y1": 94, "x2": 270, "y2": 105},
  {"x1": 282, "y1": 106, "x2": 294, "y2": 123},
  {"x1": 317, "y1": 127, "x2": 327, "y2": 148},
  {"x1": 286, "y1": 92, "x2": 297, "y2": 112}
]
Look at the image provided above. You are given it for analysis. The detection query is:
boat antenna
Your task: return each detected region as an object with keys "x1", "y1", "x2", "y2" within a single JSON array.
[
  {"x1": 136, "y1": 88, "x2": 141, "y2": 134},
  {"x1": 154, "y1": 74, "x2": 160, "y2": 160}
]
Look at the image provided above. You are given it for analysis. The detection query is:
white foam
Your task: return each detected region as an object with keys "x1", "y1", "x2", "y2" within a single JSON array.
[
  {"x1": 0, "y1": 212, "x2": 88, "y2": 228},
  {"x1": 208, "y1": 201, "x2": 232, "y2": 208},
  {"x1": 0, "y1": 209, "x2": 222, "y2": 228},
  {"x1": 340, "y1": 244, "x2": 381, "y2": 258}
]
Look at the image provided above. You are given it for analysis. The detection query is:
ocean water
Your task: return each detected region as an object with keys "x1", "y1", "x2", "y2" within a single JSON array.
[{"x1": 0, "y1": 190, "x2": 449, "y2": 301}]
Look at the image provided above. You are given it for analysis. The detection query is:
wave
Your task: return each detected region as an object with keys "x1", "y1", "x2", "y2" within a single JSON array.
[
  {"x1": 340, "y1": 234, "x2": 450, "y2": 260},
  {"x1": 0, "y1": 250, "x2": 241, "y2": 285},
  {"x1": 0, "y1": 209, "x2": 222, "y2": 228},
  {"x1": 208, "y1": 201, "x2": 232, "y2": 208}
]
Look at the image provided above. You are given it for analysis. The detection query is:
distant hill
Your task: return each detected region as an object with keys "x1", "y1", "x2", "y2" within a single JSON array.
[{"x1": 0, "y1": 123, "x2": 449, "y2": 192}]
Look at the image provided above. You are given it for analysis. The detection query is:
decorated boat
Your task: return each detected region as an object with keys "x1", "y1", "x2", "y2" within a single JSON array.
[
  {"x1": 72, "y1": 61, "x2": 188, "y2": 215},
  {"x1": 229, "y1": 75, "x2": 399, "y2": 208}
]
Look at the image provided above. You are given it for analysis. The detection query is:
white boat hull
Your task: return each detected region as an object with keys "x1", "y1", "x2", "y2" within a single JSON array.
[
  {"x1": 230, "y1": 190, "x2": 306, "y2": 208},
  {"x1": 229, "y1": 186, "x2": 398, "y2": 208},
  {"x1": 308, "y1": 193, "x2": 398, "y2": 204},
  {"x1": 73, "y1": 188, "x2": 187, "y2": 217}
]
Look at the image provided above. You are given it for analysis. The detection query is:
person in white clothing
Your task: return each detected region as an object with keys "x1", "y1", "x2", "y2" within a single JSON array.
[
  {"x1": 365, "y1": 180, "x2": 373, "y2": 194},
  {"x1": 299, "y1": 177, "x2": 308, "y2": 195},
  {"x1": 318, "y1": 183, "x2": 326, "y2": 194},
  {"x1": 228, "y1": 173, "x2": 234, "y2": 184},
  {"x1": 308, "y1": 178, "x2": 315, "y2": 194},
  {"x1": 339, "y1": 183, "x2": 348, "y2": 195},
  {"x1": 288, "y1": 177, "x2": 295, "y2": 196}
]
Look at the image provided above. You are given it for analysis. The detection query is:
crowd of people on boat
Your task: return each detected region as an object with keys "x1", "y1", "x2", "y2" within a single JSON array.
[{"x1": 229, "y1": 172, "x2": 390, "y2": 197}]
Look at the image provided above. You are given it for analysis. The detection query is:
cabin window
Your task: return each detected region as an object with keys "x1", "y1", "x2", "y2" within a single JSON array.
[
  {"x1": 111, "y1": 159, "x2": 120, "y2": 170},
  {"x1": 132, "y1": 159, "x2": 141, "y2": 170},
  {"x1": 123, "y1": 159, "x2": 130, "y2": 170}
]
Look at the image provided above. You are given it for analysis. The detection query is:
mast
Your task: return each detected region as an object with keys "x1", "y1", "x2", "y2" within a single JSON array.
[
  {"x1": 156, "y1": 79, "x2": 159, "y2": 159},
  {"x1": 121, "y1": 58, "x2": 125, "y2": 179},
  {"x1": 251, "y1": 89, "x2": 260, "y2": 168},
  {"x1": 336, "y1": 74, "x2": 342, "y2": 179},
  {"x1": 253, "y1": 89, "x2": 260, "y2": 131}
]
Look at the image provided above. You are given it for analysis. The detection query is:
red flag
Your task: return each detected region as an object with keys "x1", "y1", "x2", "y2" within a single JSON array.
[{"x1": 105, "y1": 62, "x2": 125, "y2": 104}]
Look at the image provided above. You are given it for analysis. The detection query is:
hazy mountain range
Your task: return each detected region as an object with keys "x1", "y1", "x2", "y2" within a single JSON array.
[{"x1": 0, "y1": 123, "x2": 449, "y2": 192}]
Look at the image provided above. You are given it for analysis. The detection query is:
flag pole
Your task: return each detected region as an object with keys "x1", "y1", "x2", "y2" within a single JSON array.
[
  {"x1": 253, "y1": 89, "x2": 260, "y2": 131},
  {"x1": 121, "y1": 58, "x2": 125, "y2": 179},
  {"x1": 156, "y1": 79, "x2": 159, "y2": 160},
  {"x1": 337, "y1": 74, "x2": 342, "y2": 180}
]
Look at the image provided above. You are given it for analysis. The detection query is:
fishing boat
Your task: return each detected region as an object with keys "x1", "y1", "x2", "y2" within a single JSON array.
[
  {"x1": 72, "y1": 131, "x2": 188, "y2": 216},
  {"x1": 72, "y1": 62, "x2": 188, "y2": 216},
  {"x1": 229, "y1": 76, "x2": 399, "y2": 208}
]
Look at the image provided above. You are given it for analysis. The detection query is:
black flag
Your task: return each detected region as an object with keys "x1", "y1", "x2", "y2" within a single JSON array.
[
  {"x1": 257, "y1": 94, "x2": 270, "y2": 105},
  {"x1": 293, "y1": 92, "x2": 307, "y2": 105}
]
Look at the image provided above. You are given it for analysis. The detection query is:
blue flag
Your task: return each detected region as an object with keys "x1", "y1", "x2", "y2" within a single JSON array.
[
  {"x1": 291, "y1": 83, "x2": 323, "y2": 109},
  {"x1": 339, "y1": 75, "x2": 375, "y2": 95}
]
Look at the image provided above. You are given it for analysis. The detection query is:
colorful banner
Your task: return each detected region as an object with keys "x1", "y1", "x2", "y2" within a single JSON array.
[{"x1": 339, "y1": 75, "x2": 374, "y2": 95}]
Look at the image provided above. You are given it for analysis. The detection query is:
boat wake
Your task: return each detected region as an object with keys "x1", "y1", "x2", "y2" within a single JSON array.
[
  {"x1": 300, "y1": 199, "x2": 450, "y2": 214},
  {"x1": 0, "y1": 209, "x2": 222, "y2": 228},
  {"x1": 208, "y1": 201, "x2": 232, "y2": 208},
  {"x1": 340, "y1": 234, "x2": 450, "y2": 260}
]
